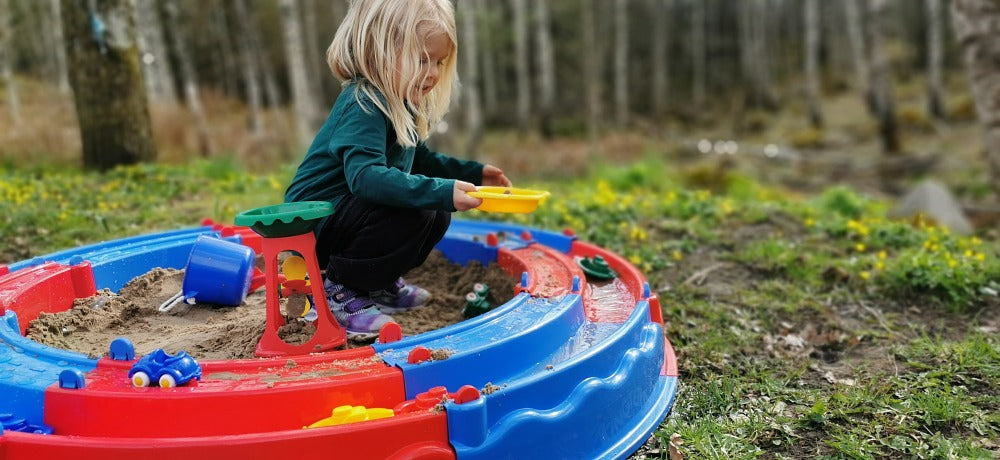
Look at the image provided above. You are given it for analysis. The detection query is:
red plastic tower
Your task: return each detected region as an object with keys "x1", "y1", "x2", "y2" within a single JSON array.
[{"x1": 255, "y1": 232, "x2": 346, "y2": 356}]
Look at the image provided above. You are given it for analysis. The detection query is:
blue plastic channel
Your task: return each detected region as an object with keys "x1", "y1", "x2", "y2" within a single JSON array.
[
  {"x1": 446, "y1": 220, "x2": 576, "y2": 254},
  {"x1": 10, "y1": 228, "x2": 242, "y2": 292},
  {"x1": 0, "y1": 311, "x2": 97, "y2": 434},
  {"x1": 6, "y1": 226, "x2": 213, "y2": 273},
  {"x1": 376, "y1": 294, "x2": 586, "y2": 398},
  {"x1": 445, "y1": 300, "x2": 675, "y2": 460}
]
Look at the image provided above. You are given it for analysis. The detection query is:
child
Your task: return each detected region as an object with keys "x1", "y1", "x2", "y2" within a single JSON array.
[{"x1": 284, "y1": 0, "x2": 511, "y2": 339}]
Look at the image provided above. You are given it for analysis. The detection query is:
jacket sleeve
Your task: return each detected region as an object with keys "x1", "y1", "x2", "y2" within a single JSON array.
[{"x1": 412, "y1": 142, "x2": 485, "y2": 185}]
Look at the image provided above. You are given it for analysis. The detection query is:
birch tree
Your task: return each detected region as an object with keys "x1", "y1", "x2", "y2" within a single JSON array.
[
  {"x1": 926, "y1": 0, "x2": 945, "y2": 120},
  {"x1": 480, "y1": 0, "x2": 498, "y2": 114},
  {"x1": 844, "y1": 0, "x2": 874, "y2": 113},
  {"x1": 649, "y1": 0, "x2": 670, "y2": 118},
  {"x1": 739, "y1": 0, "x2": 776, "y2": 110},
  {"x1": 952, "y1": 0, "x2": 1000, "y2": 194},
  {"x1": 234, "y1": 0, "x2": 263, "y2": 134},
  {"x1": 164, "y1": 0, "x2": 212, "y2": 156},
  {"x1": 582, "y1": 0, "x2": 601, "y2": 149},
  {"x1": 691, "y1": 0, "x2": 706, "y2": 107},
  {"x1": 48, "y1": 0, "x2": 70, "y2": 94},
  {"x1": 804, "y1": 0, "x2": 823, "y2": 127},
  {"x1": 0, "y1": 0, "x2": 21, "y2": 126},
  {"x1": 614, "y1": 0, "x2": 629, "y2": 128},
  {"x1": 62, "y1": 0, "x2": 156, "y2": 169},
  {"x1": 511, "y1": 0, "x2": 531, "y2": 132},
  {"x1": 867, "y1": 0, "x2": 899, "y2": 154},
  {"x1": 535, "y1": 0, "x2": 556, "y2": 137},
  {"x1": 459, "y1": 0, "x2": 483, "y2": 158},
  {"x1": 279, "y1": 0, "x2": 318, "y2": 149},
  {"x1": 135, "y1": 1, "x2": 176, "y2": 104}
]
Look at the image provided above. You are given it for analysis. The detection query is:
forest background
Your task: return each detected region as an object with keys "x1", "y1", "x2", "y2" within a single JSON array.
[{"x1": 2, "y1": 0, "x2": 1000, "y2": 458}]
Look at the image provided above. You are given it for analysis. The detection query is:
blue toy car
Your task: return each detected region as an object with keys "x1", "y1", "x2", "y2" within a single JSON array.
[{"x1": 128, "y1": 349, "x2": 203, "y2": 388}]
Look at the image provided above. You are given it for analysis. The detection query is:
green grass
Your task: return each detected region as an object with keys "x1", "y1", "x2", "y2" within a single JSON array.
[{"x1": 1, "y1": 157, "x2": 998, "y2": 458}]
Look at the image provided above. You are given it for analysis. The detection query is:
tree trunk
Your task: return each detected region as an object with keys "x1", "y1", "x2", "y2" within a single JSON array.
[
  {"x1": 211, "y1": 6, "x2": 239, "y2": 99},
  {"x1": 535, "y1": 0, "x2": 556, "y2": 137},
  {"x1": 614, "y1": 0, "x2": 629, "y2": 128},
  {"x1": 867, "y1": 0, "x2": 899, "y2": 154},
  {"x1": 134, "y1": 1, "x2": 176, "y2": 104},
  {"x1": 233, "y1": 0, "x2": 263, "y2": 134},
  {"x1": 844, "y1": 0, "x2": 874, "y2": 114},
  {"x1": 459, "y1": 0, "x2": 482, "y2": 158},
  {"x1": 804, "y1": 0, "x2": 824, "y2": 127},
  {"x1": 649, "y1": 0, "x2": 670, "y2": 118},
  {"x1": 582, "y1": 0, "x2": 601, "y2": 150},
  {"x1": 691, "y1": 0, "x2": 706, "y2": 107},
  {"x1": 279, "y1": 0, "x2": 317, "y2": 149},
  {"x1": 301, "y1": 0, "x2": 326, "y2": 112},
  {"x1": 926, "y1": 0, "x2": 945, "y2": 120},
  {"x1": 739, "y1": 0, "x2": 776, "y2": 110},
  {"x1": 952, "y1": 0, "x2": 1000, "y2": 195},
  {"x1": 164, "y1": 0, "x2": 212, "y2": 157},
  {"x1": 0, "y1": 0, "x2": 21, "y2": 126},
  {"x1": 511, "y1": 0, "x2": 530, "y2": 133},
  {"x1": 48, "y1": 0, "x2": 71, "y2": 94},
  {"x1": 480, "y1": 0, "x2": 498, "y2": 114},
  {"x1": 61, "y1": 0, "x2": 156, "y2": 170}
]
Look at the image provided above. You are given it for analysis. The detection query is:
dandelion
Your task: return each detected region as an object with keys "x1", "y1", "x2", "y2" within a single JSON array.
[
  {"x1": 671, "y1": 250, "x2": 684, "y2": 261},
  {"x1": 855, "y1": 243, "x2": 866, "y2": 253},
  {"x1": 976, "y1": 253, "x2": 986, "y2": 262},
  {"x1": 877, "y1": 250, "x2": 887, "y2": 260},
  {"x1": 860, "y1": 271, "x2": 870, "y2": 280},
  {"x1": 804, "y1": 218, "x2": 815, "y2": 228}
]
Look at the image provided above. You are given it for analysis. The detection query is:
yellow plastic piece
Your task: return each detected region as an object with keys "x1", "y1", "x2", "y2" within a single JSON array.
[
  {"x1": 282, "y1": 256, "x2": 308, "y2": 281},
  {"x1": 304, "y1": 405, "x2": 395, "y2": 428},
  {"x1": 467, "y1": 187, "x2": 551, "y2": 213}
]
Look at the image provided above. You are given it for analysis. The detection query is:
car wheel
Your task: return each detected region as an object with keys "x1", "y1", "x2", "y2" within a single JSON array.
[
  {"x1": 159, "y1": 374, "x2": 177, "y2": 388},
  {"x1": 131, "y1": 371, "x2": 150, "y2": 387}
]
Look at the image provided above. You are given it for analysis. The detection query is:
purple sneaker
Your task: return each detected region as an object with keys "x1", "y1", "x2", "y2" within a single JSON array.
[
  {"x1": 369, "y1": 278, "x2": 431, "y2": 314},
  {"x1": 324, "y1": 279, "x2": 392, "y2": 339}
]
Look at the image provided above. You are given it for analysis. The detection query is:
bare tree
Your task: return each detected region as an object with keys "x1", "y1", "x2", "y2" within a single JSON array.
[
  {"x1": 535, "y1": 0, "x2": 556, "y2": 137},
  {"x1": 0, "y1": 0, "x2": 21, "y2": 126},
  {"x1": 844, "y1": 0, "x2": 874, "y2": 113},
  {"x1": 739, "y1": 0, "x2": 777, "y2": 111},
  {"x1": 649, "y1": 0, "x2": 670, "y2": 118},
  {"x1": 279, "y1": 0, "x2": 319, "y2": 148},
  {"x1": 233, "y1": 0, "x2": 263, "y2": 134},
  {"x1": 926, "y1": 0, "x2": 945, "y2": 120},
  {"x1": 135, "y1": 1, "x2": 177, "y2": 104},
  {"x1": 804, "y1": 0, "x2": 823, "y2": 127},
  {"x1": 511, "y1": 0, "x2": 530, "y2": 132},
  {"x1": 582, "y1": 0, "x2": 601, "y2": 149},
  {"x1": 459, "y1": 0, "x2": 483, "y2": 158},
  {"x1": 48, "y1": 0, "x2": 70, "y2": 94},
  {"x1": 691, "y1": 0, "x2": 706, "y2": 107},
  {"x1": 867, "y1": 0, "x2": 899, "y2": 154},
  {"x1": 614, "y1": 0, "x2": 629, "y2": 128},
  {"x1": 164, "y1": 0, "x2": 212, "y2": 157},
  {"x1": 952, "y1": 0, "x2": 1000, "y2": 194},
  {"x1": 62, "y1": 0, "x2": 156, "y2": 169},
  {"x1": 479, "y1": 0, "x2": 498, "y2": 114}
]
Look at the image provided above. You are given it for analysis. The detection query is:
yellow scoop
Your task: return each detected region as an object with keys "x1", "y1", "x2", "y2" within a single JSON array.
[{"x1": 467, "y1": 187, "x2": 551, "y2": 213}]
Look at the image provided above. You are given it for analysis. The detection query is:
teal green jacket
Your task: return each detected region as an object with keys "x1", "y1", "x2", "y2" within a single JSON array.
[{"x1": 284, "y1": 82, "x2": 484, "y2": 212}]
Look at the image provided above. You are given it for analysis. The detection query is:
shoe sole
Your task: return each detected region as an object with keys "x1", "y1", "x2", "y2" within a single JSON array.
[{"x1": 345, "y1": 330, "x2": 379, "y2": 341}]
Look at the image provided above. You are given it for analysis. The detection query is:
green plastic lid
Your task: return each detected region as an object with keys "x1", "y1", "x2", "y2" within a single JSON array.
[
  {"x1": 578, "y1": 255, "x2": 617, "y2": 280},
  {"x1": 234, "y1": 201, "x2": 334, "y2": 238}
]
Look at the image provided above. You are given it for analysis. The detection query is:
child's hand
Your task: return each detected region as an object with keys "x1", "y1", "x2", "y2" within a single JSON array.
[
  {"x1": 454, "y1": 180, "x2": 482, "y2": 211},
  {"x1": 482, "y1": 165, "x2": 512, "y2": 187}
]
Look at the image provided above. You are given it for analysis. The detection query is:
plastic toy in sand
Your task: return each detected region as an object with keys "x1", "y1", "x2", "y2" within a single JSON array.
[{"x1": 128, "y1": 349, "x2": 203, "y2": 388}]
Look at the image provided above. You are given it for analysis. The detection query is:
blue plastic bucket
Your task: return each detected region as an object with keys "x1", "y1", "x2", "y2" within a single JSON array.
[{"x1": 182, "y1": 235, "x2": 255, "y2": 306}]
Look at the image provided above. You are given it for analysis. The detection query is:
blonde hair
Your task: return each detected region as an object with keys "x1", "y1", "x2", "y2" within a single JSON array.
[{"x1": 328, "y1": 0, "x2": 458, "y2": 147}]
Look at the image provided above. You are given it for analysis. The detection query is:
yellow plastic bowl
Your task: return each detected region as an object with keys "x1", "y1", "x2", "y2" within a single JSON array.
[{"x1": 467, "y1": 187, "x2": 551, "y2": 213}]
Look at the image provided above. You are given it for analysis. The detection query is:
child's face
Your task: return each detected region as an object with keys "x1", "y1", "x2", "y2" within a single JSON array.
[{"x1": 409, "y1": 31, "x2": 450, "y2": 103}]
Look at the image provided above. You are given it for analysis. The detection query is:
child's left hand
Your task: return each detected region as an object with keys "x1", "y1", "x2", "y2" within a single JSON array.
[{"x1": 482, "y1": 165, "x2": 512, "y2": 187}]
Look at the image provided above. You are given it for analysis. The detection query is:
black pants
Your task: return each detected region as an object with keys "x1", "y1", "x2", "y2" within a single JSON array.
[{"x1": 315, "y1": 194, "x2": 451, "y2": 292}]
